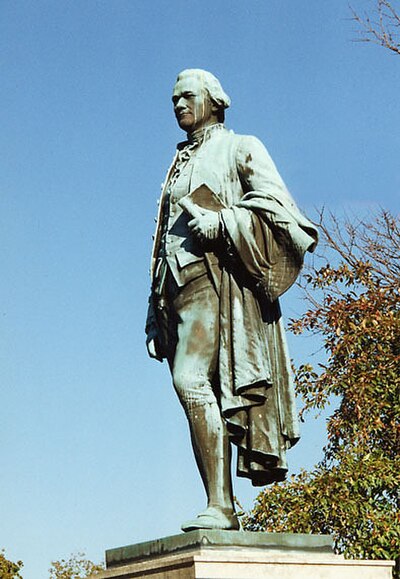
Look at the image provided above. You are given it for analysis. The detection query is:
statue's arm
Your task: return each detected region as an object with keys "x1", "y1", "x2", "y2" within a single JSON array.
[
  {"x1": 220, "y1": 134, "x2": 316, "y2": 246},
  {"x1": 235, "y1": 135, "x2": 288, "y2": 203},
  {"x1": 217, "y1": 135, "x2": 318, "y2": 299}
]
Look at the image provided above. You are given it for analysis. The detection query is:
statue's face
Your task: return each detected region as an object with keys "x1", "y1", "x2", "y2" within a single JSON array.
[{"x1": 172, "y1": 75, "x2": 217, "y2": 134}]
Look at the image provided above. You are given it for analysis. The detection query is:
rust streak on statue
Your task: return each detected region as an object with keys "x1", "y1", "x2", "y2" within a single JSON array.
[
  {"x1": 186, "y1": 320, "x2": 208, "y2": 355},
  {"x1": 145, "y1": 69, "x2": 318, "y2": 533}
]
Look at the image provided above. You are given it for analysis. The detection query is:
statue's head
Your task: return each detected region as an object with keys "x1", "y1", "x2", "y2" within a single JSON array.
[{"x1": 172, "y1": 69, "x2": 230, "y2": 134}]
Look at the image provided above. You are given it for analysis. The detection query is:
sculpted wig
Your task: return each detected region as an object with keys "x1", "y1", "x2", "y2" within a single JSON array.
[{"x1": 176, "y1": 69, "x2": 231, "y2": 122}]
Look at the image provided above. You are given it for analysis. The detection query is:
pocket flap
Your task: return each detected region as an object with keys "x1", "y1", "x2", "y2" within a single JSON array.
[{"x1": 175, "y1": 250, "x2": 204, "y2": 270}]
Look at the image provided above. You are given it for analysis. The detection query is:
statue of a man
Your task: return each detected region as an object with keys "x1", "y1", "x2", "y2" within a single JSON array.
[{"x1": 146, "y1": 69, "x2": 318, "y2": 532}]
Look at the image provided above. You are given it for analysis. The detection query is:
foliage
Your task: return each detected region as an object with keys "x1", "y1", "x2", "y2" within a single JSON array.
[
  {"x1": 0, "y1": 550, "x2": 23, "y2": 579},
  {"x1": 243, "y1": 211, "x2": 400, "y2": 576},
  {"x1": 352, "y1": 0, "x2": 400, "y2": 56},
  {"x1": 48, "y1": 552, "x2": 104, "y2": 579}
]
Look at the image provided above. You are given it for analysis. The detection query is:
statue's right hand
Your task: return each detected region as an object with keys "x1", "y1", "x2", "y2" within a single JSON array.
[{"x1": 146, "y1": 335, "x2": 163, "y2": 362}]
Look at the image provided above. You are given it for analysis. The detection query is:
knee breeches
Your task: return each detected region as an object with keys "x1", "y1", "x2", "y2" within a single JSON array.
[{"x1": 155, "y1": 272, "x2": 220, "y2": 408}]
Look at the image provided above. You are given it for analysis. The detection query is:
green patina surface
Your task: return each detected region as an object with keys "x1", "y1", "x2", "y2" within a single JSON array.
[
  {"x1": 145, "y1": 69, "x2": 319, "y2": 534},
  {"x1": 106, "y1": 530, "x2": 333, "y2": 568}
]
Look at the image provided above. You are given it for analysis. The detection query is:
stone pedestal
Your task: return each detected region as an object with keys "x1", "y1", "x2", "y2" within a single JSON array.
[{"x1": 97, "y1": 530, "x2": 394, "y2": 579}]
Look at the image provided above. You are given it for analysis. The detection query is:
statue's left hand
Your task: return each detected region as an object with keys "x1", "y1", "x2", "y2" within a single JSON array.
[{"x1": 188, "y1": 210, "x2": 220, "y2": 241}]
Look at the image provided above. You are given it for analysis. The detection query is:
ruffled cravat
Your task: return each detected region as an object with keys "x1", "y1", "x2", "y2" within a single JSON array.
[{"x1": 168, "y1": 123, "x2": 225, "y2": 188}]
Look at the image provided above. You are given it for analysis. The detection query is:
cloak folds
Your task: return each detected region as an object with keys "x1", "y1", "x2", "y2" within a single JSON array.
[{"x1": 216, "y1": 197, "x2": 317, "y2": 486}]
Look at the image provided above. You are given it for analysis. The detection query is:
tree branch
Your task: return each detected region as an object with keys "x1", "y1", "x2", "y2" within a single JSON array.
[{"x1": 350, "y1": 0, "x2": 400, "y2": 55}]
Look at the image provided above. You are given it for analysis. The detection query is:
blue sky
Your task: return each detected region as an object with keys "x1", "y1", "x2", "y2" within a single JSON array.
[{"x1": 1, "y1": 1, "x2": 399, "y2": 577}]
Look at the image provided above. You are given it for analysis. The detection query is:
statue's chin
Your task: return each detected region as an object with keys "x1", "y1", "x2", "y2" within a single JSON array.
[
  {"x1": 176, "y1": 114, "x2": 194, "y2": 132},
  {"x1": 178, "y1": 123, "x2": 192, "y2": 133}
]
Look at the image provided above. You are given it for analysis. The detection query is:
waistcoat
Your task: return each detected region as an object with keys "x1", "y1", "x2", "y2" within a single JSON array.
[{"x1": 153, "y1": 142, "x2": 207, "y2": 294}]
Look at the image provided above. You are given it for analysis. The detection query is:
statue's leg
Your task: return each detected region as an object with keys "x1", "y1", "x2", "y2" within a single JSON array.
[
  {"x1": 180, "y1": 399, "x2": 238, "y2": 531},
  {"x1": 169, "y1": 275, "x2": 239, "y2": 531}
]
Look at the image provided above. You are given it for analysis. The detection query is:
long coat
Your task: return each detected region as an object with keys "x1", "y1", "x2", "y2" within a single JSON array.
[{"x1": 149, "y1": 126, "x2": 318, "y2": 486}]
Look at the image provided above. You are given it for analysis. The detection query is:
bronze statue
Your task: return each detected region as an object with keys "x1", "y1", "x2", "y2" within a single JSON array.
[{"x1": 146, "y1": 69, "x2": 318, "y2": 532}]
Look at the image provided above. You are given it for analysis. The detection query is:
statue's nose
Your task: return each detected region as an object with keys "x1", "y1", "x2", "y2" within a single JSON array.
[{"x1": 175, "y1": 97, "x2": 186, "y2": 112}]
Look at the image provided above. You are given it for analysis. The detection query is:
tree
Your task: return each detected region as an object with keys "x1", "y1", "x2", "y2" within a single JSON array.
[
  {"x1": 0, "y1": 549, "x2": 23, "y2": 579},
  {"x1": 351, "y1": 0, "x2": 400, "y2": 56},
  {"x1": 48, "y1": 552, "x2": 104, "y2": 579},
  {"x1": 243, "y1": 211, "x2": 400, "y2": 576}
]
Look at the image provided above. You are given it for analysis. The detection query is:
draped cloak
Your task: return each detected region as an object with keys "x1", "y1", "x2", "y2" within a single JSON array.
[{"x1": 149, "y1": 127, "x2": 318, "y2": 486}]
